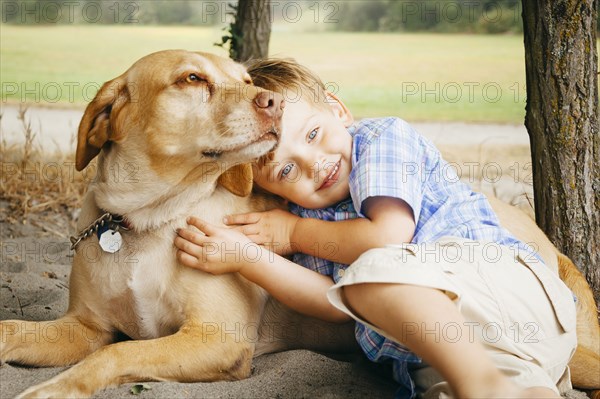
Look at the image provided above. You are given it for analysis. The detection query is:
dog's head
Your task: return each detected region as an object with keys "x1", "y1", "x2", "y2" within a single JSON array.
[{"x1": 76, "y1": 50, "x2": 282, "y2": 196}]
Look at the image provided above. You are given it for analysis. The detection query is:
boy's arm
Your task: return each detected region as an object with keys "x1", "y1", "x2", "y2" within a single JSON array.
[
  {"x1": 240, "y1": 247, "x2": 350, "y2": 323},
  {"x1": 292, "y1": 196, "x2": 416, "y2": 265},
  {"x1": 175, "y1": 217, "x2": 351, "y2": 324}
]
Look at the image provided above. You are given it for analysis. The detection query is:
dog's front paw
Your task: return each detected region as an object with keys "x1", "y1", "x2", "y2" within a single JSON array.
[
  {"x1": 16, "y1": 376, "x2": 90, "y2": 399},
  {"x1": 0, "y1": 320, "x2": 19, "y2": 363}
]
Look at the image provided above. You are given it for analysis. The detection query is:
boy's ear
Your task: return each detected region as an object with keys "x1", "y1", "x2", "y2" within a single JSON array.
[{"x1": 325, "y1": 91, "x2": 354, "y2": 127}]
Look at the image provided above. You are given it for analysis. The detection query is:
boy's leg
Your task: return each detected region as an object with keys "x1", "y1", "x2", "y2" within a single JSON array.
[
  {"x1": 343, "y1": 282, "x2": 559, "y2": 398},
  {"x1": 328, "y1": 241, "x2": 576, "y2": 398}
]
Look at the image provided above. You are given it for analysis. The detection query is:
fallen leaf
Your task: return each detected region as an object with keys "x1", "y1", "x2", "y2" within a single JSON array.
[
  {"x1": 130, "y1": 384, "x2": 152, "y2": 395},
  {"x1": 42, "y1": 271, "x2": 58, "y2": 279}
]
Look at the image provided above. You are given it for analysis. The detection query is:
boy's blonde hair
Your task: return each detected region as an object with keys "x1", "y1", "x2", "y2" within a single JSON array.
[
  {"x1": 245, "y1": 58, "x2": 330, "y2": 110},
  {"x1": 245, "y1": 58, "x2": 331, "y2": 168}
]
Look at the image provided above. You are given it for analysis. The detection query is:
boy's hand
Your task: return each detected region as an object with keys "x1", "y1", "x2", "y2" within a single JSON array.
[
  {"x1": 224, "y1": 209, "x2": 300, "y2": 256},
  {"x1": 175, "y1": 216, "x2": 261, "y2": 275}
]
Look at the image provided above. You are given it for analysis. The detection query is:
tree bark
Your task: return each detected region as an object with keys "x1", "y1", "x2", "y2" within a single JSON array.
[
  {"x1": 231, "y1": 0, "x2": 272, "y2": 62},
  {"x1": 522, "y1": 0, "x2": 600, "y2": 304}
]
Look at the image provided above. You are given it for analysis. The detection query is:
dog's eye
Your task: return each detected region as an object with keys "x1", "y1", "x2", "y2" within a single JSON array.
[{"x1": 186, "y1": 74, "x2": 204, "y2": 84}]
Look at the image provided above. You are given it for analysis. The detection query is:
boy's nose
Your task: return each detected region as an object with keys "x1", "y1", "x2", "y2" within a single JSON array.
[
  {"x1": 302, "y1": 157, "x2": 325, "y2": 180},
  {"x1": 254, "y1": 91, "x2": 285, "y2": 119}
]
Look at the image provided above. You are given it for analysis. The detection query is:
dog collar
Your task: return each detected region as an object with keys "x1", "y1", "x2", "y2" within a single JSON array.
[{"x1": 70, "y1": 212, "x2": 131, "y2": 251}]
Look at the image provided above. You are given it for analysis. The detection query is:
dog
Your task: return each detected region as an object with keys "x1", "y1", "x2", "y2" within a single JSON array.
[
  {"x1": 0, "y1": 50, "x2": 356, "y2": 398},
  {"x1": 1, "y1": 50, "x2": 598, "y2": 398}
]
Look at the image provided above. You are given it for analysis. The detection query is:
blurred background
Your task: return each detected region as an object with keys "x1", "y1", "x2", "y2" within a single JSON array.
[{"x1": 5, "y1": 0, "x2": 598, "y2": 123}]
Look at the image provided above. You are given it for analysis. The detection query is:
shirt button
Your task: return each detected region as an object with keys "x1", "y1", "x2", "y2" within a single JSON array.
[
  {"x1": 340, "y1": 204, "x2": 348, "y2": 211},
  {"x1": 337, "y1": 269, "x2": 346, "y2": 278}
]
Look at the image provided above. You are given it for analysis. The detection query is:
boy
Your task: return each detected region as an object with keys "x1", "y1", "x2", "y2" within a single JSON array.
[{"x1": 174, "y1": 59, "x2": 576, "y2": 398}]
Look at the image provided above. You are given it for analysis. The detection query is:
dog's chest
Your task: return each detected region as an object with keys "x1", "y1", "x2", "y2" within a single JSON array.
[
  {"x1": 130, "y1": 232, "x2": 184, "y2": 338},
  {"x1": 86, "y1": 228, "x2": 184, "y2": 339}
]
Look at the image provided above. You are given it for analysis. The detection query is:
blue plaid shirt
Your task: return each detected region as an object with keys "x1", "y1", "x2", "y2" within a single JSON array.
[{"x1": 290, "y1": 117, "x2": 541, "y2": 398}]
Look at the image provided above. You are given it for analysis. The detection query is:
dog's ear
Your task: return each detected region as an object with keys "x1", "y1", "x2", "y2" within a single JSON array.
[
  {"x1": 217, "y1": 164, "x2": 253, "y2": 197},
  {"x1": 76, "y1": 76, "x2": 130, "y2": 171}
]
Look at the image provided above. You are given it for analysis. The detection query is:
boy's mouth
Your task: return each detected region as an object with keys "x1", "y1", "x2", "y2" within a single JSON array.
[{"x1": 318, "y1": 160, "x2": 341, "y2": 190}]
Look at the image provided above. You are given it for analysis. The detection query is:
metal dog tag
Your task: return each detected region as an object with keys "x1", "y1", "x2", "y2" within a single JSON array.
[{"x1": 98, "y1": 228, "x2": 123, "y2": 253}]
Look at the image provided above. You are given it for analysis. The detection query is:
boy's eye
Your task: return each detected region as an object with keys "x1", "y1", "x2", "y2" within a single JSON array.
[
  {"x1": 280, "y1": 164, "x2": 294, "y2": 179},
  {"x1": 307, "y1": 129, "x2": 318, "y2": 142}
]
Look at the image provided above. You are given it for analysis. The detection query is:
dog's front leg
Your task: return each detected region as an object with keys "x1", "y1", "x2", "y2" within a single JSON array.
[
  {"x1": 0, "y1": 315, "x2": 112, "y2": 367},
  {"x1": 16, "y1": 321, "x2": 255, "y2": 399}
]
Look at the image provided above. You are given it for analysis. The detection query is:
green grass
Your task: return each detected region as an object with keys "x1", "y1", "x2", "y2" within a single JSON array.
[
  {"x1": 1, "y1": 25, "x2": 595, "y2": 122},
  {"x1": 270, "y1": 31, "x2": 529, "y2": 123},
  {"x1": 1, "y1": 25, "x2": 229, "y2": 104}
]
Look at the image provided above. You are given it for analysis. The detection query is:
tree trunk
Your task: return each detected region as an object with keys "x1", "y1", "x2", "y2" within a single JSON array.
[
  {"x1": 522, "y1": 0, "x2": 600, "y2": 304},
  {"x1": 231, "y1": 0, "x2": 272, "y2": 62}
]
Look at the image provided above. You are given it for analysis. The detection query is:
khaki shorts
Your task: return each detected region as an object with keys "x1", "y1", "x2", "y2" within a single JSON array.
[{"x1": 327, "y1": 237, "x2": 577, "y2": 394}]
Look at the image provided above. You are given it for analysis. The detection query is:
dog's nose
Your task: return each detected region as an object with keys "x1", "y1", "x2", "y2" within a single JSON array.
[{"x1": 254, "y1": 91, "x2": 284, "y2": 119}]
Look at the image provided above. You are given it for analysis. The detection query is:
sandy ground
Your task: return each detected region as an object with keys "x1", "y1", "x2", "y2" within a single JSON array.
[{"x1": 2, "y1": 104, "x2": 585, "y2": 398}]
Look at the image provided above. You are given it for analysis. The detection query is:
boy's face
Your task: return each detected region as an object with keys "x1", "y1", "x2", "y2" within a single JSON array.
[{"x1": 253, "y1": 95, "x2": 354, "y2": 209}]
